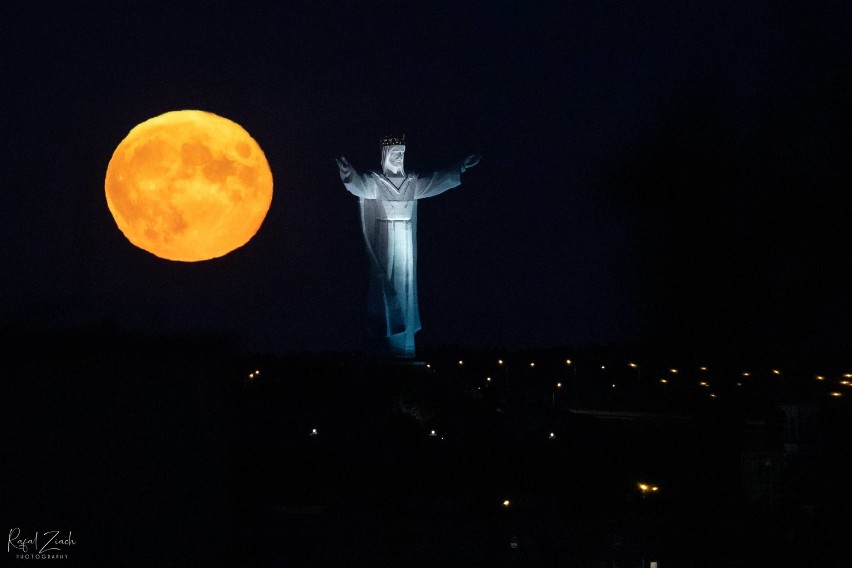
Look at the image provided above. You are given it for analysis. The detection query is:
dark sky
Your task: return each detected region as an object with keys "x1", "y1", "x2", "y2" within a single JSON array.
[{"x1": 2, "y1": 1, "x2": 851, "y2": 355}]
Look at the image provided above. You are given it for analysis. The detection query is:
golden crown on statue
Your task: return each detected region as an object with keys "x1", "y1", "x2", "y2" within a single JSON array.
[{"x1": 380, "y1": 134, "x2": 406, "y2": 147}]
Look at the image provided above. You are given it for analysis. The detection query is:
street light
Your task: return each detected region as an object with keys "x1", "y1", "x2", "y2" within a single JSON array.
[
  {"x1": 565, "y1": 358, "x2": 577, "y2": 382},
  {"x1": 637, "y1": 482, "x2": 660, "y2": 498},
  {"x1": 498, "y1": 359, "x2": 510, "y2": 398},
  {"x1": 629, "y1": 362, "x2": 641, "y2": 396}
]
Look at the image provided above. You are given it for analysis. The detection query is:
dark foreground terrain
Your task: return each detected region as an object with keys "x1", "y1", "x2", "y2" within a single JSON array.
[{"x1": 3, "y1": 329, "x2": 851, "y2": 567}]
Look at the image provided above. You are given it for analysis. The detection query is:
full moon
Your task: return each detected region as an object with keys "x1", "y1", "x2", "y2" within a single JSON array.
[{"x1": 105, "y1": 110, "x2": 273, "y2": 261}]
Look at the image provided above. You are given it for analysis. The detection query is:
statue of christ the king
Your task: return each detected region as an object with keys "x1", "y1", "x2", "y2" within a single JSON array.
[{"x1": 337, "y1": 136, "x2": 479, "y2": 358}]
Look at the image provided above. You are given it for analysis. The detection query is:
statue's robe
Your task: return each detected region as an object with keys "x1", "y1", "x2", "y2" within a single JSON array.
[{"x1": 343, "y1": 166, "x2": 462, "y2": 357}]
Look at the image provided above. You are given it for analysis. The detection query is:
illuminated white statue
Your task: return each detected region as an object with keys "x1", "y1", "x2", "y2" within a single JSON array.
[{"x1": 337, "y1": 136, "x2": 480, "y2": 358}]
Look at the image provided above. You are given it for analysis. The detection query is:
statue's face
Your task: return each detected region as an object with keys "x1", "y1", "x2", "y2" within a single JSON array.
[{"x1": 383, "y1": 146, "x2": 405, "y2": 174}]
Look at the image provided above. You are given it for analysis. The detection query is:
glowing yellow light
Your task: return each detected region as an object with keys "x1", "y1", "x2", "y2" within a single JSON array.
[
  {"x1": 498, "y1": 359, "x2": 504, "y2": 365},
  {"x1": 502, "y1": 500, "x2": 511, "y2": 507},
  {"x1": 530, "y1": 362, "x2": 535, "y2": 368},
  {"x1": 565, "y1": 359, "x2": 572, "y2": 365},
  {"x1": 743, "y1": 372, "x2": 751, "y2": 377},
  {"x1": 628, "y1": 362, "x2": 638, "y2": 368},
  {"x1": 105, "y1": 110, "x2": 273, "y2": 261},
  {"x1": 659, "y1": 379, "x2": 668, "y2": 384},
  {"x1": 458, "y1": 360, "x2": 464, "y2": 366},
  {"x1": 638, "y1": 483, "x2": 649, "y2": 491},
  {"x1": 611, "y1": 384, "x2": 616, "y2": 388},
  {"x1": 844, "y1": 373, "x2": 852, "y2": 378},
  {"x1": 816, "y1": 375, "x2": 825, "y2": 381},
  {"x1": 699, "y1": 366, "x2": 708, "y2": 371},
  {"x1": 830, "y1": 392, "x2": 843, "y2": 397},
  {"x1": 841, "y1": 381, "x2": 851, "y2": 386},
  {"x1": 651, "y1": 486, "x2": 659, "y2": 492},
  {"x1": 772, "y1": 370, "x2": 781, "y2": 375},
  {"x1": 601, "y1": 365, "x2": 606, "y2": 370},
  {"x1": 669, "y1": 369, "x2": 679, "y2": 374},
  {"x1": 710, "y1": 393, "x2": 717, "y2": 398},
  {"x1": 556, "y1": 382, "x2": 563, "y2": 388},
  {"x1": 699, "y1": 381, "x2": 709, "y2": 387}
]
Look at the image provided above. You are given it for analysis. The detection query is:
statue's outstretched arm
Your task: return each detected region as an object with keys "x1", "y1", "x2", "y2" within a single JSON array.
[
  {"x1": 461, "y1": 154, "x2": 481, "y2": 173},
  {"x1": 415, "y1": 154, "x2": 480, "y2": 199},
  {"x1": 336, "y1": 156, "x2": 354, "y2": 183},
  {"x1": 337, "y1": 156, "x2": 375, "y2": 198}
]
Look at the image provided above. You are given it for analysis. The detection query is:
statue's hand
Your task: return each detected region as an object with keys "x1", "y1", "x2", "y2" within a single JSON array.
[
  {"x1": 336, "y1": 156, "x2": 353, "y2": 183},
  {"x1": 461, "y1": 154, "x2": 481, "y2": 173}
]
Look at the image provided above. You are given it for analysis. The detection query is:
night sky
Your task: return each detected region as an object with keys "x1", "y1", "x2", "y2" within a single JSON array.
[{"x1": 3, "y1": 1, "x2": 851, "y2": 355}]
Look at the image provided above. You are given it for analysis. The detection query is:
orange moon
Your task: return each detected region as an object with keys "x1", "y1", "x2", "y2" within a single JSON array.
[{"x1": 105, "y1": 110, "x2": 273, "y2": 261}]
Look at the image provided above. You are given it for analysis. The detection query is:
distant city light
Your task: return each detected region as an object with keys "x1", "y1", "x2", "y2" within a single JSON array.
[
  {"x1": 659, "y1": 379, "x2": 668, "y2": 384},
  {"x1": 601, "y1": 365, "x2": 606, "y2": 370},
  {"x1": 628, "y1": 362, "x2": 638, "y2": 368},
  {"x1": 565, "y1": 359, "x2": 572, "y2": 365},
  {"x1": 772, "y1": 369, "x2": 781, "y2": 375},
  {"x1": 502, "y1": 499, "x2": 511, "y2": 507},
  {"x1": 699, "y1": 381, "x2": 709, "y2": 387},
  {"x1": 556, "y1": 382, "x2": 563, "y2": 388},
  {"x1": 736, "y1": 382, "x2": 743, "y2": 386},
  {"x1": 844, "y1": 373, "x2": 852, "y2": 378},
  {"x1": 816, "y1": 375, "x2": 825, "y2": 381},
  {"x1": 611, "y1": 384, "x2": 616, "y2": 389},
  {"x1": 498, "y1": 359, "x2": 504, "y2": 365},
  {"x1": 742, "y1": 372, "x2": 751, "y2": 377},
  {"x1": 530, "y1": 362, "x2": 535, "y2": 368},
  {"x1": 669, "y1": 369, "x2": 679, "y2": 374},
  {"x1": 458, "y1": 360, "x2": 464, "y2": 366},
  {"x1": 486, "y1": 376, "x2": 492, "y2": 382},
  {"x1": 710, "y1": 393, "x2": 717, "y2": 398},
  {"x1": 548, "y1": 432, "x2": 556, "y2": 439},
  {"x1": 699, "y1": 366, "x2": 708, "y2": 371},
  {"x1": 840, "y1": 381, "x2": 851, "y2": 386},
  {"x1": 310, "y1": 428, "x2": 318, "y2": 436},
  {"x1": 430, "y1": 430, "x2": 437, "y2": 437},
  {"x1": 830, "y1": 392, "x2": 843, "y2": 398}
]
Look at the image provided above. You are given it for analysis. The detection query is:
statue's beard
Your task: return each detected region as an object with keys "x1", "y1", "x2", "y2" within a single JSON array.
[{"x1": 383, "y1": 162, "x2": 405, "y2": 176}]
